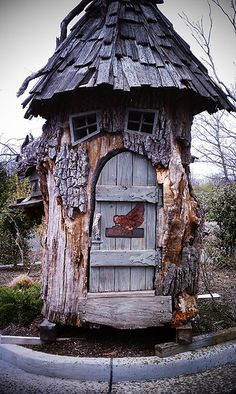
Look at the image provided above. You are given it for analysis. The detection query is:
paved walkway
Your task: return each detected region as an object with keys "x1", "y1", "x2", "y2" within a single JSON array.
[{"x1": 0, "y1": 359, "x2": 235, "y2": 393}]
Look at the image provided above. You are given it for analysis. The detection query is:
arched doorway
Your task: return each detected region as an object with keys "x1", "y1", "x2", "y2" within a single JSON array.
[{"x1": 89, "y1": 151, "x2": 162, "y2": 293}]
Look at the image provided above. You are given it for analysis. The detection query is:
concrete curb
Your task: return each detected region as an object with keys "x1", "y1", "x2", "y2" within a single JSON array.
[{"x1": 0, "y1": 340, "x2": 235, "y2": 382}]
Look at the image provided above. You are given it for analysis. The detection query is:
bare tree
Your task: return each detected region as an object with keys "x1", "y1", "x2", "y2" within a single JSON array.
[
  {"x1": 0, "y1": 134, "x2": 34, "y2": 175},
  {"x1": 0, "y1": 136, "x2": 20, "y2": 174},
  {"x1": 193, "y1": 111, "x2": 236, "y2": 181},
  {"x1": 182, "y1": 1, "x2": 236, "y2": 103},
  {"x1": 182, "y1": 0, "x2": 236, "y2": 182}
]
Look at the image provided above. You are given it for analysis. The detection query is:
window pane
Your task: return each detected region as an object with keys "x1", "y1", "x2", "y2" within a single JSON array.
[
  {"x1": 87, "y1": 114, "x2": 97, "y2": 125},
  {"x1": 128, "y1": 111, "x2": 142, "y2": 122},
  {"x1": 88, "y1": 124, "x2": 97, "y2": 133},
  {"x1": 141, "y1": 123, "x2": 153, "y2": 134},
  {"x1": 71, "y1": 112, "x2": 99, "y2": 142},
  {"x1": 128, "y1": 121, "x2": 140, "y2": 131},
  {"x1": 73, "y1": 116, "x2": 86, "y2": 128},
  {"x1": 74, "y1": 127, "x2": 87, "y2": 141},
  {"x1": 143, "y1": 112, "x2": 155, "y2": 124}
]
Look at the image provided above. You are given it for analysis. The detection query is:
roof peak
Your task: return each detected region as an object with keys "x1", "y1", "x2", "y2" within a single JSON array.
[
  {"x1": 19, "y1": 0, "x2": 234, "y2": 116},
  {"x1": 58, "y1": 0, "x2": 164, "y2": 46}
]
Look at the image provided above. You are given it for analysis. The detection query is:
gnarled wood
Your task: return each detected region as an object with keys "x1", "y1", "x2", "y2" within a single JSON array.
[
  {"x1": 80, "y1": 295, "x2": 172, "y2": 329},
  {"x1": 54, "y1": 145, "x2": 89, "y2": 217},
  {"x1": 58, "y1": 0, "x2": 92, "y2": 46},
  {"x1": 20, "y1": 102, "x2": 203, "y2": 328}
]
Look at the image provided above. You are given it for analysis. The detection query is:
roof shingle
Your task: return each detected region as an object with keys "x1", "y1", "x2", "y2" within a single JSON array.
[{"x1": 23, "y1": 0, "x2": 234, "y2": 114}]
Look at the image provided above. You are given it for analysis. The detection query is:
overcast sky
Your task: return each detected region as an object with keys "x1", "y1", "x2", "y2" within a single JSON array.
[{"x1": 0, "y1": 0, "x2": 235, "y2": 176}]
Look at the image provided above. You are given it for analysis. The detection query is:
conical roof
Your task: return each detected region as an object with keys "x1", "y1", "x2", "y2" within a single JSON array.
[{"x1": 23, "y1": 0, "x2": 234, "y2": 116}]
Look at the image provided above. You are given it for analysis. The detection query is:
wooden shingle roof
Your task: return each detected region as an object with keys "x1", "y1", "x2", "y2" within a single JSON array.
[{"x1": 23, "y1": 0, "x2": 234, "y2": 116}]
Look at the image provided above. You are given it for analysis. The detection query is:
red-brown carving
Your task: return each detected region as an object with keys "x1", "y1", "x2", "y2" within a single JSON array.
[
  {"x1": 113, "y1": 203, "x2": 144, "y2": 231},
  {"x1": 106, "y1": 227, "x2": 144, "y2": 238}
]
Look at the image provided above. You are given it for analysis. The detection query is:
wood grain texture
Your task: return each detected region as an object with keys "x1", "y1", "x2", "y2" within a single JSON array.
[
  {"x1": 155, "y1": 327, "x2": 236, "y2": 357},
  {"x1": 90, "y1": 250, "x2": 160, "y2": 267},
  {"x1": 54, "y1": 144, "x2": 89, "y2": 217},
  {"x1": 96, "y1": 185, "x2": 159, "y2": 203},
  {"x1": 87, "y1": 290, "x2": 155, "y2": 298},
  {"x1": 131, "y1": 154, "x2": 148, "y2": 290},
  {"x1": 81, "y1": 295, "x2": 172, "y2": 329},
  {"x1": 90, "y1": 151, "x2": 159, "y2": 293},
  {"x1": 31, "y1": 106, "x2": 203, "y2": 328},
  {"x1": 115, "y1": 152, "x2": 133, "y2": 291},
  {"x1": 23, "y1": 0, "x2": 233, "y2": 118},
  {"x1": 98, "y1": 155, "x2": 117, "y2": 292}
]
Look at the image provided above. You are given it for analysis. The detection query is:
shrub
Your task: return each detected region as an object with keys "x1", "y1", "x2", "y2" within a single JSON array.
[
  {"x1": 207, "y1": 184, "x2": 236, "y2": 258},
  {"x1": 0, "y1": 282, "x2": 42, "y2": 328},
  {"x1": 194, "y1": 301, "x2": 235, "y2": 334},
  {"x1": 9, "y1": 274, "x2": 34, "y2": 289},
  {"x1": 195, "y1": 183, "x2": 236, "y2": 267}
]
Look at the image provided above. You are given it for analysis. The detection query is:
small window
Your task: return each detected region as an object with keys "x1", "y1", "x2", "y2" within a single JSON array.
[
  {"x1": 127, "y1": 110, "x2": 156, "y2": 134},
  {"x1": 69, "y1": 112, "x2": 100, "y2": 144}
]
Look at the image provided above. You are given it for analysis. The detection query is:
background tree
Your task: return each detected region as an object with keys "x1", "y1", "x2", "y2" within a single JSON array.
[
  {"x1": 182, "y1": 1, "x2": 236, "y2": 265},
  {"x1": 0, "y1": 136, "x2": 19, "y2": 175},
  {"x1": 192, "y1": 111, "x2": 236, "y2": 182},
  {"x1": 182, "y1": 0, "x2": 236, "y2": 182},
  {"x1": 0, "y1": 138, "x2": 32, "y2": 267}
]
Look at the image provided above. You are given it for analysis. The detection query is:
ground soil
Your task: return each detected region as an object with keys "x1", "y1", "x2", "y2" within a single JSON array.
[{"x1": 0, "y1": 263, "x2": 235, "y2": 357}]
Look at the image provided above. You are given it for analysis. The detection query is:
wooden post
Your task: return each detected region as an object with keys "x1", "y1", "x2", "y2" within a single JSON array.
[{"x1": 176, "y1": 323, "x2": 193, "y2": 345}]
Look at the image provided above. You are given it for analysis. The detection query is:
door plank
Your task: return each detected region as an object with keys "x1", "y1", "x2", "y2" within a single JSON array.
[
  {"x1": 89, "y1": 202, "x2": 101, "y2": 292},
  {"x1": 146, "y1": 160, "x2": 157, "y2": 289},
  {"x1": 90, "y1": 250, "x2": 159, "y2": 266},
  {"x1": 96, "y1": 185, "x2": 158, "y2": 203},
  {"x1": 115, "y1": 152, "x2": 133, "y2": 291},
  {"x1": 81, "y1": 295, "x2": 172, "y2": 329},
  {"x1": 98, "y1": 156, "x2": 117, "y2": 292},
  {"x1": 87, "y1": 290, "x2": 155, "y2": 298},
  {"x1": 131, "y1": 154, "x2": 147, "y2": 289}
]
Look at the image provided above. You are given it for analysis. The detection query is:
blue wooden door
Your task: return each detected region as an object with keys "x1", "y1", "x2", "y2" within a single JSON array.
[{"x1": 89, "y1": 152, "x2": 161, "y2": 292}]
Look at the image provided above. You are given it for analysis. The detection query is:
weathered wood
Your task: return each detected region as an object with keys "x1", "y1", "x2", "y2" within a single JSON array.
[
  {"x1": 21, "y1": 97, "x2": 204, "y2": 328},
  {"x1": 90, "y1": 250, "x2": 160, "y2": 267},
  {"x1": 96, "y1": 185, "x2": 159, "y2": 203},
  {"x1": 22, "y1": 0, "x2": 233, "y2": 117},
  {"x1": 155, "y1": 327, "x2": 236, "y2": 358},
  {"x1": 54, "y1": 145, "x2": 89, "y2": 217},
  {"x1": 123, "y1": 108, "x2": 172, "y2": 167},
  {"x1": 176, "y1": 322, "x2": 193, "y2": 345},
  {"x1": 131, "y1": 154, "x2": 149, "y2": 290},
  {"x1": 17, "y1": 136, "x2": 40, "y2": 178},
  {"x1": 98, "y1": 155, "x2": 117, "y2": 292},
  {"x1": 115, "y1": 152, "x2": 133, "y2": 291},
  {"x1": 146, "y1": 161, "x2": 158, "y2": 289},
  {"x1": 81, "y1": 295, "x2": 172, "y2": 329},
  {"x1": 90, "y1": 151, "x2": 159, "y2": 293},
  {"x1": 87, "y1": 290, "x2": 155, "y2": 298}
]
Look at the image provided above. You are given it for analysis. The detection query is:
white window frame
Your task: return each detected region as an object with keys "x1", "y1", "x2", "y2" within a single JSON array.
[
  {"x1": 125, "y1": 108, "x2": 158, "y2": 135},
  {"x1": 69, "y1": 111, "x2": 101, "y2": 145}
]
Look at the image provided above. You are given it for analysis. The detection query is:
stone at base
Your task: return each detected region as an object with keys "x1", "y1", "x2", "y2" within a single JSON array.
[{"x1": 40, "y1": 319, "x2": 57, "y2": 343}]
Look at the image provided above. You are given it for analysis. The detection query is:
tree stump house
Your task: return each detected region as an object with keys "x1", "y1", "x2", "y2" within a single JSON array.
[{"x1": 18, "y1": 0, "x2": 233, "y2": 329}]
